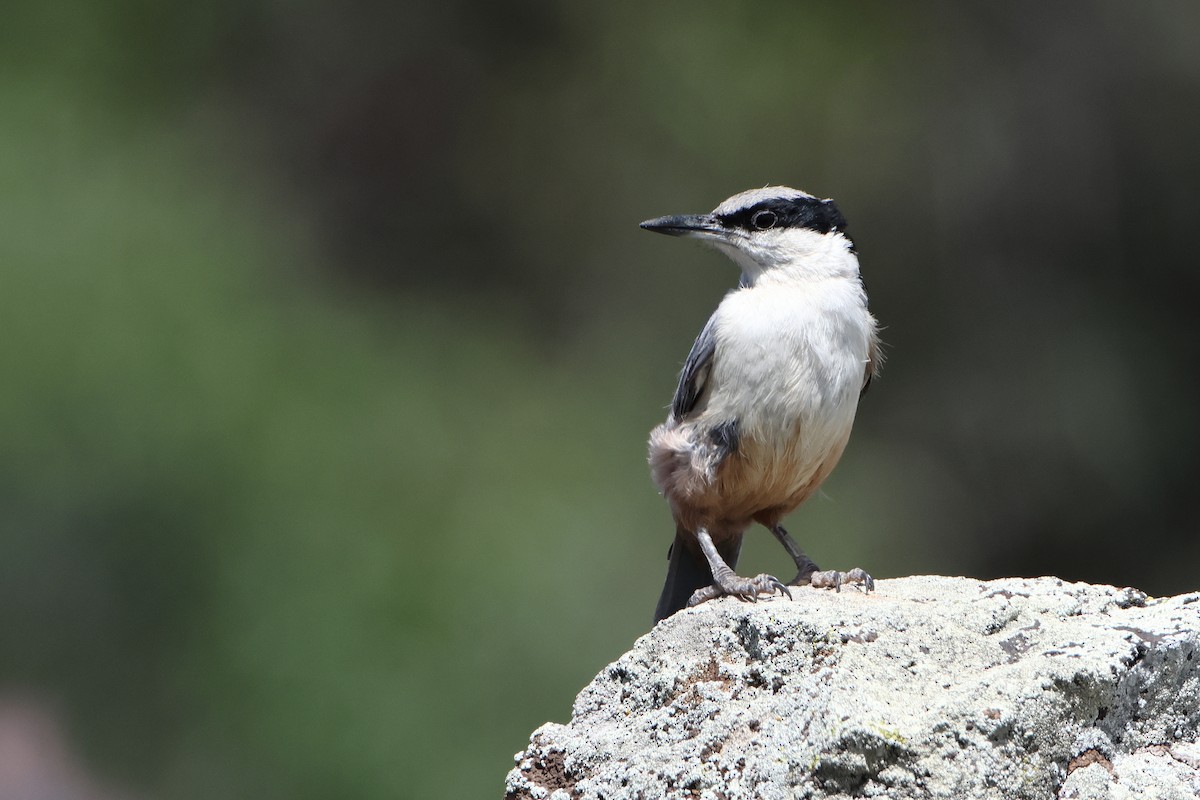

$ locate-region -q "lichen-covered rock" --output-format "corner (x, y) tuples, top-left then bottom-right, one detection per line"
(505, 576), (1200, 800)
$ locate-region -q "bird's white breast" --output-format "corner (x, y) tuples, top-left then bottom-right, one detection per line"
(705, 277), (872, 471)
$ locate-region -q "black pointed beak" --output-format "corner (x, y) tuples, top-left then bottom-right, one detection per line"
(638, 213), (724, 238)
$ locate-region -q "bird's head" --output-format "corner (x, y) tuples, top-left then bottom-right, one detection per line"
(640, 186), (855, 284)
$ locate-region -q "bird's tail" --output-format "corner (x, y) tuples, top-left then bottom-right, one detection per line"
(653, 528), (741, 624)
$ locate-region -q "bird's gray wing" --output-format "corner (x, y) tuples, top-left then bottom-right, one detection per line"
(670, 312), (719, 420)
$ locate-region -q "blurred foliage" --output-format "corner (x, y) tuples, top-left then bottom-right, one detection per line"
(2, 1), (1199, 798)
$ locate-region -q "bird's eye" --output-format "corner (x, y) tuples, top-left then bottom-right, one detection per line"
(751, 210), (777, 230)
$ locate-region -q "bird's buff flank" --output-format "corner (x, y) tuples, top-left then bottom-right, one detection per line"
(640, 186), (880, 624)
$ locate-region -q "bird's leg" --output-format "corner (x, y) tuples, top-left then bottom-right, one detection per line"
(767, 523), (822, 585)
(770, 524), (874, 593)
(687, 528), (791, 608)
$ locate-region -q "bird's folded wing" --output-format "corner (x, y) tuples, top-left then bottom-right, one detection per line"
(671, 311), (719, 421)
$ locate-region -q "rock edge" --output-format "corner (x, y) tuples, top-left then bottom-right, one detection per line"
(506, 575), (1200, 800)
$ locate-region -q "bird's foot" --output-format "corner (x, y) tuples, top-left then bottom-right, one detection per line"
(687, 571), (791, 608)
(799, 567), (874, 593)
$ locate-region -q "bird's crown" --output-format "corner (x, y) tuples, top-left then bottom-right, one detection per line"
(711, 186), (847, 236)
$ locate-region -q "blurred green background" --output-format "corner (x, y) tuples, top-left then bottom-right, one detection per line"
(2, 1), (1199, 797)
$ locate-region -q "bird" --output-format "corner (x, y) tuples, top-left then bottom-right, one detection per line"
(640, 186), (880, 624)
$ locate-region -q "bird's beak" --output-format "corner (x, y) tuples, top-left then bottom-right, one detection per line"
(639, 213), (726, 239)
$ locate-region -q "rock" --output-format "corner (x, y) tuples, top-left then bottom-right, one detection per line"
(505, 576), (1200, 800)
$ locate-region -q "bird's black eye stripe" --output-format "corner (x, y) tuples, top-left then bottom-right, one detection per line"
(718, 196), (847, 234)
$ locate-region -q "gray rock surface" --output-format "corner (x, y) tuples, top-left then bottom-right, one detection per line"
(506, 576), (1200, 799)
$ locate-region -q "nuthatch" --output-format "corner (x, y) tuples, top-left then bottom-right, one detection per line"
(640, 186), (880, 624)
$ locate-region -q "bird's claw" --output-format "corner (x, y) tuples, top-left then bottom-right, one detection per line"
(687, 572), (792, 608)
(807, 567), (874, 593)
